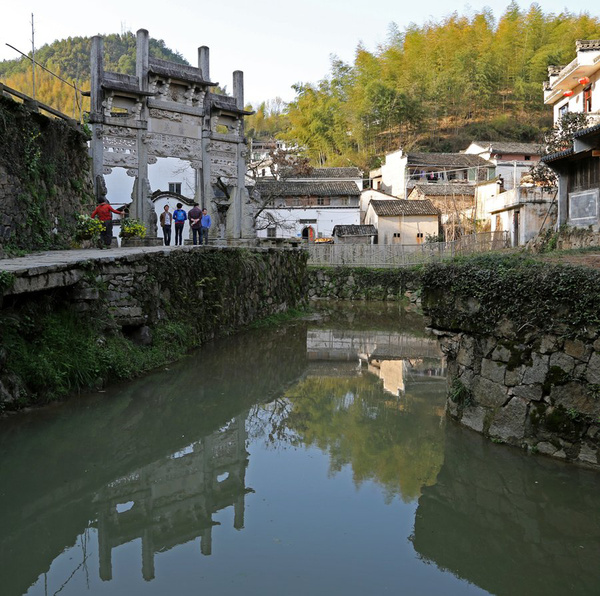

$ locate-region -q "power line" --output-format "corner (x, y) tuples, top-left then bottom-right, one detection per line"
(5, 43), (83, 94)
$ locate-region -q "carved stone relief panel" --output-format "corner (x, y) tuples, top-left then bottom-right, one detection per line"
(147, 133), (203, 161)
(208, 140), (238, 183)
(102, 126), (138, 169)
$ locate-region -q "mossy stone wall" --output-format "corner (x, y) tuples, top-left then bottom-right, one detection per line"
(0, 247), (307, 408)
(0, 94), (94, 254)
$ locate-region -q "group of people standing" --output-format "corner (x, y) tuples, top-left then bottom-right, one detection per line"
(159, 203), (212, 246)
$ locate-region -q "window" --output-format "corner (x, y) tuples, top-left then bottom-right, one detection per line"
(524, 155), (531, 161)
(559, 103), (569, 118)
(416, 232), (424, 244)
(584, 86), (592, 113)
(317, 198), (325, 206)
(393, 233), (401, 237)
(299, 219), (317, 224)
(267, 227), (276, 238)
(169, 182), (182, 194)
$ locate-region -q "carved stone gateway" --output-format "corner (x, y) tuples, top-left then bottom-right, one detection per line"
(90, 29), (255, 242)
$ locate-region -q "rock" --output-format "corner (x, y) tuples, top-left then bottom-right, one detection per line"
(522, 353), (549, 385)
(489, 397), (527, 442)
(461, 405), (487, 432)
(481, 358), (506, 384)
(564, 339), (591, 362)
(549, 352), (576, 374)
(578, 443), (598, 465)
(511, 384), (543, 402)
(491, 344), (511, 362)
(585, 352), (600, 384)
(536, 441), (558, 456)
(472, 376), (508, 409)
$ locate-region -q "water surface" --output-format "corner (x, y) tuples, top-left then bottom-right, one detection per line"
(1, 303), (599, 595)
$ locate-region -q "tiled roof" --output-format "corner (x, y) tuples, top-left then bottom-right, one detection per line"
(474, 141), (543, 155)
(370, 199), (439, 217)
(576, 40), (600, 51)
(411, 184), (475, 197)
(255, 180), (361, 197)
(333, 225), (377, 237)
(283, 167), (362, 179)
(407, 153), (494, 168)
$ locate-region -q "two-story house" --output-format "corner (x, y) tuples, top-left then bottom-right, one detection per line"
(255, 167), (362, 240)
(542, 40), (600, 228)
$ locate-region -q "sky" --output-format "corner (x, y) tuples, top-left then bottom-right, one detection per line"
(0, 0), (597, 106)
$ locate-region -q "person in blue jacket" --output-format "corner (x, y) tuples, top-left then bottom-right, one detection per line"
(200, 208), (212, 245)
(173, 203), (187, 246)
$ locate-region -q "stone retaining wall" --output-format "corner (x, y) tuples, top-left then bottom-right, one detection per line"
(0, 247), (307, 407)
(307, 266), (421, 303)
(421, 256), (600, 468)
(0, 94), (94, 255)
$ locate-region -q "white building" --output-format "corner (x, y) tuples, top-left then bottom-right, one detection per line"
(364, 199), (440, 246)
(370, 149), (495, 198)
(463, 141), (542, 190)
(544, 40), (600, 125)
(255, 168), (362, 240)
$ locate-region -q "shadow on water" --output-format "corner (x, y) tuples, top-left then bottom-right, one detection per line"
(412, 422), (600, 596)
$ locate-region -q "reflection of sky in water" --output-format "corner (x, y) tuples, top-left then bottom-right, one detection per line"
(2, 302), (599, 596)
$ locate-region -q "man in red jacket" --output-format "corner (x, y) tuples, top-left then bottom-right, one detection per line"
(91, 199), (125, 248)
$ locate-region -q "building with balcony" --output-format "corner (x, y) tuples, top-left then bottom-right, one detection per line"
(543, 40), (600, 125)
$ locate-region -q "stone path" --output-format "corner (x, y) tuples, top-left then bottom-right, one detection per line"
(0, 246), (207, 275)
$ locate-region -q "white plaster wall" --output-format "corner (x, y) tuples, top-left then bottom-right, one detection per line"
(380, 150), (407, 198)
(359, 189), (397, 223)
(364, 209), (438, 245)
(552, 70), (600, 124)
(256, 207), (360, 239)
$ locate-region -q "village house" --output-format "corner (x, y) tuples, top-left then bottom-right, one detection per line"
(363, 199), (440, 246)
(463, 141), (543, 190)
(406, 183), (477, 240)
(370, 149), (495, 198)
(332, 224), (377, 244)
(542, 40), (600, 228)
(541, 124), (600, 228)
(543, 40), (600, 125)
(254, 167), (362, 240)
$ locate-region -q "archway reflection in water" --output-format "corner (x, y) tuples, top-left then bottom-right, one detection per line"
(0, 303), (599, 595)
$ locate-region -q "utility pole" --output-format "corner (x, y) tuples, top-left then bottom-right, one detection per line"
(31, 13), (35, 100)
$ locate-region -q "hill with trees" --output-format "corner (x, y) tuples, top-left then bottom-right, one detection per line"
(0, 32), (189, 118)
(248, 2), (600, 170)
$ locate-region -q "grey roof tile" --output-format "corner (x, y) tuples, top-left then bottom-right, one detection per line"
(370, 199), (439, 217)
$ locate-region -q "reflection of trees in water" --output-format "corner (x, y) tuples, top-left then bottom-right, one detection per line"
(256, 374), (447, 503)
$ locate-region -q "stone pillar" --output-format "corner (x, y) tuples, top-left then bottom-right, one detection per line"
(230, 71), (246, 240)
(199, 46), (210, 81)
(90, 36), (105, 200)
(134, 29), (155, 236)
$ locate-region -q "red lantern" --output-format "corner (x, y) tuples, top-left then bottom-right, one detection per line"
(563, 89), (574, 97)
(579, 76), (590, 86)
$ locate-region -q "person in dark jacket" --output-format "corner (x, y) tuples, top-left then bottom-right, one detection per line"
(188, 202), (202, 245)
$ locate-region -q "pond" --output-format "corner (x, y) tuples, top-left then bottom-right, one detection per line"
(1, 303), (599, 595)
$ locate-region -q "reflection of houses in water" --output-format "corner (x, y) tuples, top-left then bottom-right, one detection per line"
(93, 416), (249, 581)
(306, 329), (446, 395)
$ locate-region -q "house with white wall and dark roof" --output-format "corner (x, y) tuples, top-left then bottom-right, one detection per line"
(364, 199), (440, 246)
(254, 167), (362, 240)
(541, 40), (600, 230)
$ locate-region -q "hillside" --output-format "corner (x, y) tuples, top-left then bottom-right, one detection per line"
(262, 3), (600, 169)
(0, 32), (189, 118)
